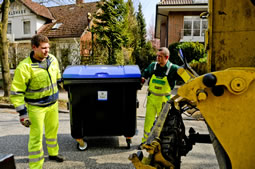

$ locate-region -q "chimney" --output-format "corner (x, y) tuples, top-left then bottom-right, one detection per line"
(76, 0), (84, 4)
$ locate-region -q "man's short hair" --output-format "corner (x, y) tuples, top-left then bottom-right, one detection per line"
(31, 34), (49, 47)
(158, 47), (170, 57)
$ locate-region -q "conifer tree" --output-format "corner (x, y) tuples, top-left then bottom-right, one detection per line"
(136, 2), (146, 48)
(92, 0), (128, 64)
(125, 0), (138, 48)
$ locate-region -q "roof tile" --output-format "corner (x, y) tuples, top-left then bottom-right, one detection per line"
(160, 0), (193, 5)
(20, 0), (54, 20)
(38, 2), (98, 38)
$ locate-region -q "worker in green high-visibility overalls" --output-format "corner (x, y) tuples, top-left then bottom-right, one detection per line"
(10, 34), (64, 169)
(140, 47), (180, 145)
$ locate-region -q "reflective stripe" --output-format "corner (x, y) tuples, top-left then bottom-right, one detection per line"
(144, 130), (150, 136)
(165, 63), (172, 76)
(46, 138), (57, 142)
(148, 89), (171, 96)
(49, 56), (53, 62)
(151, 79), (166, 85)
(153, 62), (157, 70)
(29, 148), (43, 156)
(26, 83), (57, 93)
(153, 62), (172, 76)
(16, 104), (26, 111)
(11, 91), (25, 95)
(27, 101), (56, 107)
(29, 154), (44, 163)
(46, 143), (57, 148)
(25, 91), (58, 107)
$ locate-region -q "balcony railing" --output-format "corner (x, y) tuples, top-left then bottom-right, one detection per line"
(180, 29), (205, 42)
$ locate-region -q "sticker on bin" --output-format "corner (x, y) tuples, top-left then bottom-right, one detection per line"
(98, 91), (108, 101)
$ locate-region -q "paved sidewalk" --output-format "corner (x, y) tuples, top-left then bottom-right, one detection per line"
(0, 84), (178, 118)
(0, 87), (219, 169)
(0, 86), (148, 117)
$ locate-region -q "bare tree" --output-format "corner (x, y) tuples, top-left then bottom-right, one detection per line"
(0, 0), (11, 97)
(147, 17), (155, 41)
(34, 0), (98, 6)
(0, 0), (71, 98)
(0, 0), (98, 97)
(147, 16), (160, 49)
(35, 0), (74, 6)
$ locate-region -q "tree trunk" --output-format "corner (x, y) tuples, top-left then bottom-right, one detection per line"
(0, 0), (11, 97)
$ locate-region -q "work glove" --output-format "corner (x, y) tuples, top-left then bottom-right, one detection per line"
(141, 77), (146, 85)
(19, 114), (31, 127)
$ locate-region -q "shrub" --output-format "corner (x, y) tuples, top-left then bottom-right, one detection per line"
(168, 42), (206, 66)
(168, 42), (181, 65)
(133, 41), (157, 71)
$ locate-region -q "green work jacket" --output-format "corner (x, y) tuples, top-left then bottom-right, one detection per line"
(10, 52), (61, 115)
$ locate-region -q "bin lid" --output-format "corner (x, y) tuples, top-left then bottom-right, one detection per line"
(63, 65), (141, 79)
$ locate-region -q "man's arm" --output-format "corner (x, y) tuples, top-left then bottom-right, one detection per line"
(55, 56), (62, 88)
(10, 64), (31, 127)
(141, 62), (156, 85)
(142, 62), (156, 79)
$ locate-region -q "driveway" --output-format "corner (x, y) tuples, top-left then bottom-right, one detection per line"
(0, 86), (219, 169)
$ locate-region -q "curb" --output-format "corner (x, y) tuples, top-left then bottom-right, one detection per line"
(0, 103), (14, 109)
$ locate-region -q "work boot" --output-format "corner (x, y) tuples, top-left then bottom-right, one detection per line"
(49, 154), (65, 162)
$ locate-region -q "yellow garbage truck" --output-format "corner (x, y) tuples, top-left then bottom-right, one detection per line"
(129, 0), (255, 169)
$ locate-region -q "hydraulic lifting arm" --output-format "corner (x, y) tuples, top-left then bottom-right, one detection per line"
(178, 67), (255, 169)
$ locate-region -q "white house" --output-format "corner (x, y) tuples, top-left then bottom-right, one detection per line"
(0, 0), (99, 68)
(6, 0), (54, 42)
(155, 0), (208, 47)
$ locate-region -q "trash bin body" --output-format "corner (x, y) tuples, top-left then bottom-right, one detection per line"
(63, 65), (141, 139)
(0, 153), (16, 169)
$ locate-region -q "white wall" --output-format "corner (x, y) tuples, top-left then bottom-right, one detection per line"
(7, 1), (47, 40)
(36, 16), (46, 31)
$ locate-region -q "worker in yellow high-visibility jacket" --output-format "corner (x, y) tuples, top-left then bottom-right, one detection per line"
(140, 47), (180, 145)
(10, 34), (64, 169)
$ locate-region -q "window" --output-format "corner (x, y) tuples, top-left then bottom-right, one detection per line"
(52, 23), (62, 30)
(184, 20), (192, 36)
(193, 20), (200, 36)
(183, 16), (208, 37)
(7, 23), (12, 34)
(23, 21), (31, 34)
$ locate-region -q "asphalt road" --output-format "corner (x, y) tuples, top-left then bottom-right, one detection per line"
(0, 86), (219, 169)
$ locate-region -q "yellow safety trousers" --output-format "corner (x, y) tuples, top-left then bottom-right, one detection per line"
(142, 74), (171, 143)
(28, 102), (59, 169)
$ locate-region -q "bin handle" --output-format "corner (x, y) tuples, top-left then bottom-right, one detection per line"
(95, 72), (109, 78)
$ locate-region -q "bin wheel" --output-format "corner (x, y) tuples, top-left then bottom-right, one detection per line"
(76, 139), (88, 151)
(126, 138), (132, 149)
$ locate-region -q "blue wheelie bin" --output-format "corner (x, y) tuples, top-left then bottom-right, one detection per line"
(63, 65), (141, 150)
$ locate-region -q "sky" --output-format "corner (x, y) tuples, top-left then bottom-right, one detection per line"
(132, 0), (160, 30)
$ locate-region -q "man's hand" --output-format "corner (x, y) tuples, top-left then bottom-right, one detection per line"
(141, 77), (146, 85)
(20, 114), (31, 127)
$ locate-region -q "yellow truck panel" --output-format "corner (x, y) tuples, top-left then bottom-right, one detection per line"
(130, 1), (255, 169)
(207, 0), (255, 71)
(178, 68), (255, 169)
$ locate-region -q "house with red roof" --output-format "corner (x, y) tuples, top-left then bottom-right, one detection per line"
(3, 0), (98, 67)
(155, 0), (208, 47)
